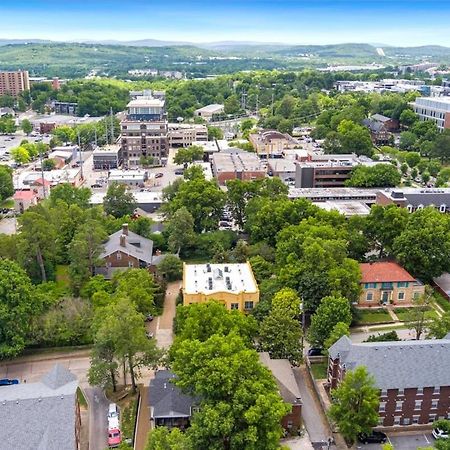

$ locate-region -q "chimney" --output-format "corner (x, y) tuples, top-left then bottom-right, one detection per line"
(122, 223), (129, 235)
(120, 234), (126, 247)
(155, 249), (162, 256)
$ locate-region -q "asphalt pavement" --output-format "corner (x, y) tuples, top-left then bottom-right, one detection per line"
(84, 387), (109, 450)
(360, 431), (434, 450)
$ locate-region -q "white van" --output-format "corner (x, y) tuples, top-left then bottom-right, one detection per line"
(108, 403), (119, 419)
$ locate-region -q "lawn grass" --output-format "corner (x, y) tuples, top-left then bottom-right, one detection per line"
(393, 307), (438, 322)
(310, 363), (328, 380)
(55, 265), (70, 290)
(77, 387), (88, 408)
(433, 293), (450, 312)
(1, 198), (14, 209)
(354, 308), (393, 325)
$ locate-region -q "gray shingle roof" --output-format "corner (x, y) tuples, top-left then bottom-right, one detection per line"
(148, 370), (196, 419)
(363, 118), (386, 133)
(329, 335), (450, 390)
(403, 192), (450, 207)
(100, 229), (154, 264)
(371, 114), (391, 123)
(0, 364), (78, 450)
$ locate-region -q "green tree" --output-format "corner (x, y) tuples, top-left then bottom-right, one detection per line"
(427, 311), (450, 339)
(346, 164), (400, 188)
(364, 330), (400, 342)
(172, 333), (289, 450)
(157, 255), (182, 281)
(328, 366), (380, 445)
(404, 151), (421, 168)
(224, 94), (241, 115)
(49, 183), (92, 209)
(336, 119), (373, 156)
(103, 183), (137, 218)
(308, 295), (352, 348)
(0, 165), (14, 201)
(393, 208), (450, 281)
(68, 220), (107, 295)
(173, 145), (204, 165)
(248, 255), (273, 284)
(146, 427), (191, 450)
(21, 118), (33, 135)
(405, 288), (433, 340)
(166, 207), (195, 255)
(432, 131), (450, 163)
(42, 159), (56, 171)
(0, 259), (41, 358)
(52, 125), (76, 143)
(399, 131), (417, 150)
(259, 289), (302, 364)
(324, 322), (350, 351)
(207, 126), (224, 140)
(399, 109), (418, 128)
(10, 146), (30, 164)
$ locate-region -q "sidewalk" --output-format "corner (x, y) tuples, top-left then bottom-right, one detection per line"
(134, 385), (151, 450)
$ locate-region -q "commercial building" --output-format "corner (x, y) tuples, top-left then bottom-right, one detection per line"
(182, 262), (259, 312)
(0, 70), (30, 96)
(92, 144), (122, 170)
(53, 101), (78, 115)
(121, 96), (168, 167)
(194, 104), (224, 122)
(358, 261), (425, 307)
(288, 187), (379, 204)
(314, 200), (371, 216)
(377, 188), (450, 213)
(167, 123), (208, 147)
(90, 191), (163, 213)
(211, 152), (266, 185)
(328, 334), (450, 427)
(249, 130), (299, 158)
(412, 97), (450, 131)
(0, 364), (81, 450)
(267, 159), (296, 182)
(108, 169), (147, 187)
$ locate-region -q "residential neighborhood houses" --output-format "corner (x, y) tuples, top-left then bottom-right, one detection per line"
(2, 63), (450, 450)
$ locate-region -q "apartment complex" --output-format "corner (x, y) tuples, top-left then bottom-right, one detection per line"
(211, 151), (266, 185)
(358, 261), (425, 307)
(182, 262), (260, 312)
(412, 97), (450, 131)
(329, 335), (450, 427)
(377, 188), (450, 213)
(0, 70), (30, 96)
(120, 96), (168, 167)
(167, 123), (208, 147)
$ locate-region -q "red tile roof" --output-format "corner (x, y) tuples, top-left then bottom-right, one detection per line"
(13, 190), (37, 201)
(359, 261), (416, 284)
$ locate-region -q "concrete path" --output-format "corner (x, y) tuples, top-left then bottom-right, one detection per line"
(293, 366), (332, 445)
(155, 281), (181, 349)
(84, 387), (109, 450)
(134, 385), (151, 450)
(386, 306), (400, 322)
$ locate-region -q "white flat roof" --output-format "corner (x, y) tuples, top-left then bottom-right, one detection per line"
(184, 263), (257, 295)
(313, 200), (371, 216)
(127, 98), (165, 108)
(195, 104), (224, 113)
(90, 191), (163, 205)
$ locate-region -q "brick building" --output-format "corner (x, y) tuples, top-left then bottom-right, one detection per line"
(376, 188), (450, 213)
(0, 70), (30, 96)
(328, 335), (450, 427)
(358, 261), (425, 307)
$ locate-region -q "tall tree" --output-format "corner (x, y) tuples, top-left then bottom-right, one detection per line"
(103, 183), (137, 218)
(21, 118), (33, 135)
(0, 165), (14, 201)
(405, 287), (433, 340)
(49, 183), (92, 209)
(146, 427), (191, 450)
(166, 207), (196, 255)
(173, 145), (204, 165)
(329, 366), (380, 445)
(427, 311), (450, 339)
(0, 259), (41, 358)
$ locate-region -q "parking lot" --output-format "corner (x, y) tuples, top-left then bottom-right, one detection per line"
(0, 132), (51, 163)
(360, 432), (434, 450)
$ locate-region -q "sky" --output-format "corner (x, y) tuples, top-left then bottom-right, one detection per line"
(1, 0), (450, 47)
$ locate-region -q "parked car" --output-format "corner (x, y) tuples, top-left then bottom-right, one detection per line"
(108, 416), (119, 430)
(358, 431), (387, 444)
(145, 314), (154, 322)
(174, 169), (184, 175)
(91, 184), (102, 188)
(433, 427), (449, 440)
(307, 348), (323, 357)
(108, 403), (119, 420)
(155, 172), (164, 178)
(0, 379), (19, 386)
(219, 221), (232, 227)
(108, 428), (121, 448)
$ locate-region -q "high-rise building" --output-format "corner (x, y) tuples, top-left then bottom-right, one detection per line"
(120, 96), (168, 167)
(0, 70), (30, 96)
(412, 97), (450, 131)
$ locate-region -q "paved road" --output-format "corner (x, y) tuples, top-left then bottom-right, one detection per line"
(84, 387), (109, 450)
(293, 366), (333, 446)
(361, 431), (434, 449)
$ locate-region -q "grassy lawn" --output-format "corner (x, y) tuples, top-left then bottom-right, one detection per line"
(55, 265), (70, 290)
(310, 363), (328, 380)
(366, 324), (408, 332)
(433, 294), (450, 312)
(77, 387), (88, 408)
(0, 198), (14, 209)
(394, 307), (439, 321)
(354, 308), (393, 325)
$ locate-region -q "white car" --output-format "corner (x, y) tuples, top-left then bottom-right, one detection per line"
(432, 428), (449, 440)
(108, 416), (119, 431)
(108, 403), (119, 420)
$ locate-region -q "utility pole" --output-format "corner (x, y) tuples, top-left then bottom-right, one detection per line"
(110, 107), (114, 144)
(39, 148), (46, 199)
(271, 91), (275, 116)
(77, 130), (84, 181)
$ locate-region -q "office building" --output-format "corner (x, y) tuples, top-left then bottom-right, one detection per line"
(211, 152), (266, 185)
(167, 123), (208, 147)
(121, 96), (168, 167)
(182, 262), (259, 312)
(377, 188), (450, 213)
(0, 70), (30, 96)
(93, 144), (122, 170)
(412, 97), (450, 131)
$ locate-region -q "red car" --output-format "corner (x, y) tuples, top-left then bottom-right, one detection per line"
(108, 428), (121, 448)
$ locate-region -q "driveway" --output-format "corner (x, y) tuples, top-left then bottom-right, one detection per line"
(84, 387), (109, 450)
(361, 431), (434, 449)
(293, 366), (334, 447)
(154, 280), (181, 349)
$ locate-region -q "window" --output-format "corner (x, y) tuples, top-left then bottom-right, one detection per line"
(398, 388), (404, 396)
(380, 389), (387, 397)
(417, 387), (423, 395)
(117, 252), (122, 260)
(403, 418), (411, 425)
(379, 402), (386, 412)
(413, 416), (420, 424)
(397, 282), (409, 288)
(413, 291), (421, 300)
(230, 303), (239, 310)
(128, 261), (134, 268)
(382, 282), (393, 289)
(432, 400), (439, 409)
(396, 401), (403, 411)
(366, 292), (374, 301)
(398, 292), (405, 301)
(394, 416), (401, 425)
(287, 420), (293, 429)
(415, 400), (422, 410)
(364, 282), (377, 289)
(433, 387), (440, 395)
(244, 301), (254, 310)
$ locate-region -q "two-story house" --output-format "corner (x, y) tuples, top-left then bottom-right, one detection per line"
(328, 335), (450, 427)
(358, 261), (425, 307)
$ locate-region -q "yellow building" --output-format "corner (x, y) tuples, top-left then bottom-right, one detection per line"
(182, 262), (259, 312)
